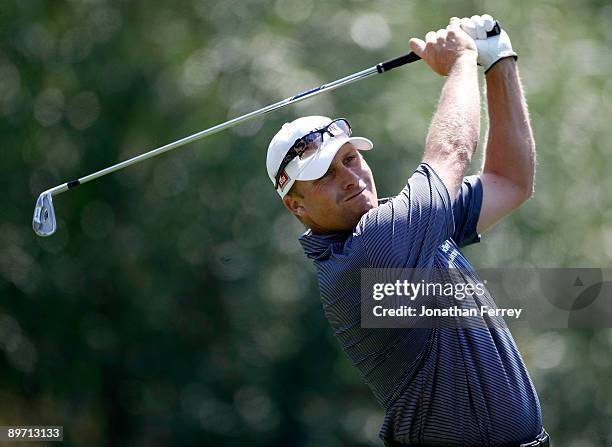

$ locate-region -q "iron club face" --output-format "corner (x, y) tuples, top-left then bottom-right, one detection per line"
(32, 192), (57, 237)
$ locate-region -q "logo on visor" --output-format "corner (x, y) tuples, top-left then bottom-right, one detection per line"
(278, 170), (291, 190)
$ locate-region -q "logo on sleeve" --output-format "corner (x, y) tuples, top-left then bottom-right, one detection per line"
(440, 240), (459, 263)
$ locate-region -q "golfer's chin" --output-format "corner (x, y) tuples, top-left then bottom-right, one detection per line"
(344, 195), (377, 227)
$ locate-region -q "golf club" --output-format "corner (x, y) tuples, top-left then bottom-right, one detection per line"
(32, 22), (500, 237)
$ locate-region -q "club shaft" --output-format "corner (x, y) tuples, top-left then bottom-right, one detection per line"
(44, 50), (425, 197)
(56, 66), (379, 195)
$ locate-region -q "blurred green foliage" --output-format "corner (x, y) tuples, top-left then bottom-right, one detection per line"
(1, 0), (611, 445)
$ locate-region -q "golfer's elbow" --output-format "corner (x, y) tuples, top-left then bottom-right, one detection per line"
(520, 142), (537, 202)
(524, 176), (535, 201)
(509, 168), (535, 207)
(518, 182), (534, 207)
(515, 166), (536, 206)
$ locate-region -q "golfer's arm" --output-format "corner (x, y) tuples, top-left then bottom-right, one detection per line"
(477, 58), (536, 233)
(422, 53), (480, 201)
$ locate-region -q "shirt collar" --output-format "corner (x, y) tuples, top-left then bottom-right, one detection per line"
(298, 229), (350, 260)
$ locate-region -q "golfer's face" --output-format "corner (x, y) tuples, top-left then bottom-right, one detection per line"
(295, 143), (378, 233)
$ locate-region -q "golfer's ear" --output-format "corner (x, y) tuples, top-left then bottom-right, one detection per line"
(283, 194), (305, 217)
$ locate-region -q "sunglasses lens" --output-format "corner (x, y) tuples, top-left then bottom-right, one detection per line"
(329, 119), (351, 137)
(298, 133), (324, 159)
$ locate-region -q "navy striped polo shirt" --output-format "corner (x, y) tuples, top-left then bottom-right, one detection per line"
(299, 163), (542, 446)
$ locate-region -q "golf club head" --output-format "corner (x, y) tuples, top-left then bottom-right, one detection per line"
(32, 192), (57, 237)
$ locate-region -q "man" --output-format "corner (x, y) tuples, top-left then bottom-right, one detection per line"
(266, 15), (548, 447)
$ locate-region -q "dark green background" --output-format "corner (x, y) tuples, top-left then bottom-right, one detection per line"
(1, 0), (611, 445)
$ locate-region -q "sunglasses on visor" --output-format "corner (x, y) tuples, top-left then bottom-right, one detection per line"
(274, 118), (352, 190)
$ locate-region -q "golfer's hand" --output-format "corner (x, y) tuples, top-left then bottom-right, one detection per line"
(459, 14), (517, 73)
(409, 18), (477, 76)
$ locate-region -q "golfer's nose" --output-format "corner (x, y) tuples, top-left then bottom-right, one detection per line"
(340, 165), (360, 190)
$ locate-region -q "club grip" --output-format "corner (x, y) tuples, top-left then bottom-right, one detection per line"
(376, 52), (421, 73)
(376, 21), (502, 73)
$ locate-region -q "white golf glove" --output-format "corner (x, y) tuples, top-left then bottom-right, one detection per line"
(460, 14), (517, 72)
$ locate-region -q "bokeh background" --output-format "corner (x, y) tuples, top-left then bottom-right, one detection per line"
(1, 0), (611, 445)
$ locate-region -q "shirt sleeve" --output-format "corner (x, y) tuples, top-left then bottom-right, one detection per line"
(355, 163), (454, 268)
(451, 175), (483, 247)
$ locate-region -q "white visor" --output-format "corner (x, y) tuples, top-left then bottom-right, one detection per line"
(266, 116), (373, 197)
